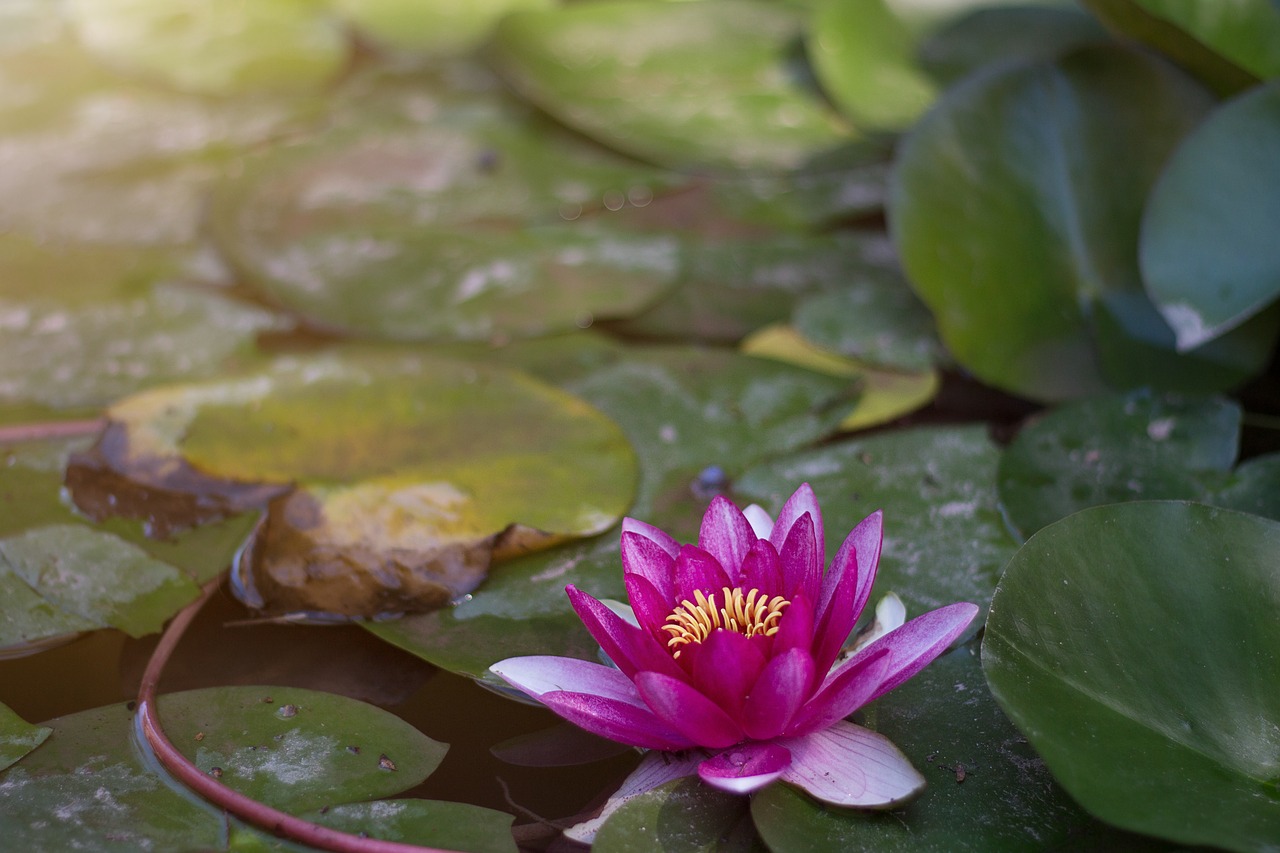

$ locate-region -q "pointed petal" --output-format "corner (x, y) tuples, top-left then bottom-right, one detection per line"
(541, 690), (694, 751)
(741, 647), (815, 740)
(779, 721), (925, 808)
(675, 544), (732, 602)
(622, 516), (680, 558)
(739, 538), (783, 598)
(770, 591), (813, 657)
(624, 572), (674, 643)
(565, 750), (703, 845)
(699, 496), (756, 582)
(567, 586), (683, 680)
(845, 601), (978, 704)
(621, 530), (677, 605)
(635, 671), (745, 749)
(785, 647), (891, 737)
(689, 628), (766, 717)
(743, 504), (775, 540)
(810, 545), (861, 676)
(490, 654), (640, 704)
(779, 513), (821, 603)
(769, 484), (824, 569)
(820, 510), (882, 629)
(698, 742), (792, 795)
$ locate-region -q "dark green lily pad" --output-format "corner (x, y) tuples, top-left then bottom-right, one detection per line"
(890, 45), (1275, 401)
(983, 502), (1280, 851)
(71, 348), (637, 617)
(300, 799), (516, 852)
(751, 644), (1137, 852)
(998, 391), (1280, 539)
(736, 425), (1016, 628)
(0, 701), (49, 773)
(918, 6), (1109, 85)
(1141, 82), (1280, 349)
(66, 0), (348, 96)
(486, 0), (861, 172)
(334, 0), (552, 55)
(594, 778), (760, 853)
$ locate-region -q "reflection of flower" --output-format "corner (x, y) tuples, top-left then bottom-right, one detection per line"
(492, 485), (977, 832)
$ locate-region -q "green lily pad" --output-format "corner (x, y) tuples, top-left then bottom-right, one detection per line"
(0, 701), (49, 773)
(300, 799), (516, 853)
(808, 0), (936, 131)
(70, 348), (637, 616)
(998, 391), (1280, 539)
(335, 0), (553, 55)
(0, 686), (445, 849)
(751, 645), (1130, 852)
(486, 0), (861, 172)
(983, 502), (1280, 851)
(210, 103), (680, 342)
(66, 0), (347, 96)
(1127, 0), (1280, 79)
(1141, 82), (1280, 349)
(736, 425), (1016, 629)
(594, 778), (759, 853)
(890, 45), (1276, 401)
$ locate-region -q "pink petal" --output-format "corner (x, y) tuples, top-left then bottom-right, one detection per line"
(635, 671), (745, 749)
(819, 510), (882, 632)
(779, 513), (821, 603)
(490, 654), (640, 704)
(738, 538), (784, 598)
(810, 544), (861, 676)
(778, 720), (925, 808)
(565, 750), (702, 845)
(699, 496), (756, 582)
(674, 544), (732, 602)
(622, 516), (680, 558)
(698, 742), (792, 795)
(769, 484), (824, 569)
(567, 586), (684, 680)
(845, 601), (979, 704)
(624, 572), (675, 643)
(770, 591), (813, 657)
(785, 647), (891, 738)
(621, 530), (677, 604)
(689, 628), (767, 717)
(741, 647), (815, 740)
(541, 690), (694, 751)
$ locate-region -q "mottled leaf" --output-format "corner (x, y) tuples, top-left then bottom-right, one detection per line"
(0, 701), (49, 773)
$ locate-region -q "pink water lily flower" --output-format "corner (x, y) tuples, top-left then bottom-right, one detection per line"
(491, 484), (977, 830)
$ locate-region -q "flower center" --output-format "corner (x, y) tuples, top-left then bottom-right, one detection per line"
(661, 587), (790, 658)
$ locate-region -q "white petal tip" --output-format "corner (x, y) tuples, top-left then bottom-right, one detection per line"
(743, 504), (775, 540)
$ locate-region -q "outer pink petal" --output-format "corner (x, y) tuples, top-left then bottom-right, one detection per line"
(819, 510), (882, 632)
(778, 720), (925, 808)
(624, 572), (673, 643)
(741, 647), (815, 740)
(541, 690), (694, 751)
(635, 671), (745, 749)
(770, 591), (813, 657)
(565, 750), (702, 845)
(810, 544), (862, 677)
(698, 742), (792, 795)
(674, 544), (732, 602)
(699, 496), (756, 582)
(738, 539), (783, 598)
(844, 601), (979, 704)
(779, 513), (821, 603)
(621, 530), (677, 605)
(785, 647), (891, 738)
(490, 654), (640, 704)
(689, 628), (766, 718)
(768, 484), (824, 565)
(622, 517), (680, 558)
(566, 586), (683, 680)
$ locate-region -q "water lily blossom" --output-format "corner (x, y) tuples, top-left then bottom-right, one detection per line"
(491, 485), (977, 835)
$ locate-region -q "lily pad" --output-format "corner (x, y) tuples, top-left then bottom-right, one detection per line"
(70, 349), (637, 616)
(0, 686), (446, 849)
(300, 799), (517, 853)
(1141, 82), (1280, 349)
(486, 0), (862, 172)
(335, 0), (553, 55)
(594, 778), (759, 853)
(983, 502), (1280, 850)
(1127, 0), (1280, 79)
(890, 45), (1275, 401)
(998, 391), (1280, 539)
(66, 0), (347, 96)
(736, 425), (1016, 629)
(0, 701), (49, 773)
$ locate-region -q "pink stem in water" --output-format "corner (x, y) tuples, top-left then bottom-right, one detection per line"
(136, 578), (461, 853)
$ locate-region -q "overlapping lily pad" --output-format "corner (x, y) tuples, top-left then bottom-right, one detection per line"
(998, 392), (1280, 539)
(486, 0), (864, 172)
(0, 701), (48, 773)
(984, 502), (1280, 850)
(890, 45), (1276, 401)
(69, 348), (637, 617)
(335, 0), (552, 56)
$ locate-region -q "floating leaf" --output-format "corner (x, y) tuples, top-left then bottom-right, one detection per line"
(70, 349), (637, 616)
(66, 0), (347, 96)
(487, 0), (862, 172)
(736, 425), (1016, 629)
(890, 45), (1274, 400)
(998, 391), (1280, 538)
(0, 701), (49, 773)
(593, 778), (758, 853)
(1128, 0), (1280, 79)
(751, 645), (1130, 853)
(1141, 82), (1280, 349)
(984, 502), (1280, 851)
(334, 0), (553, 55)
(300, 799), (517, 853)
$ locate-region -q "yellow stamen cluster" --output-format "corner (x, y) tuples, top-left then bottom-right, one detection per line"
(662, 587), (790, 658)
